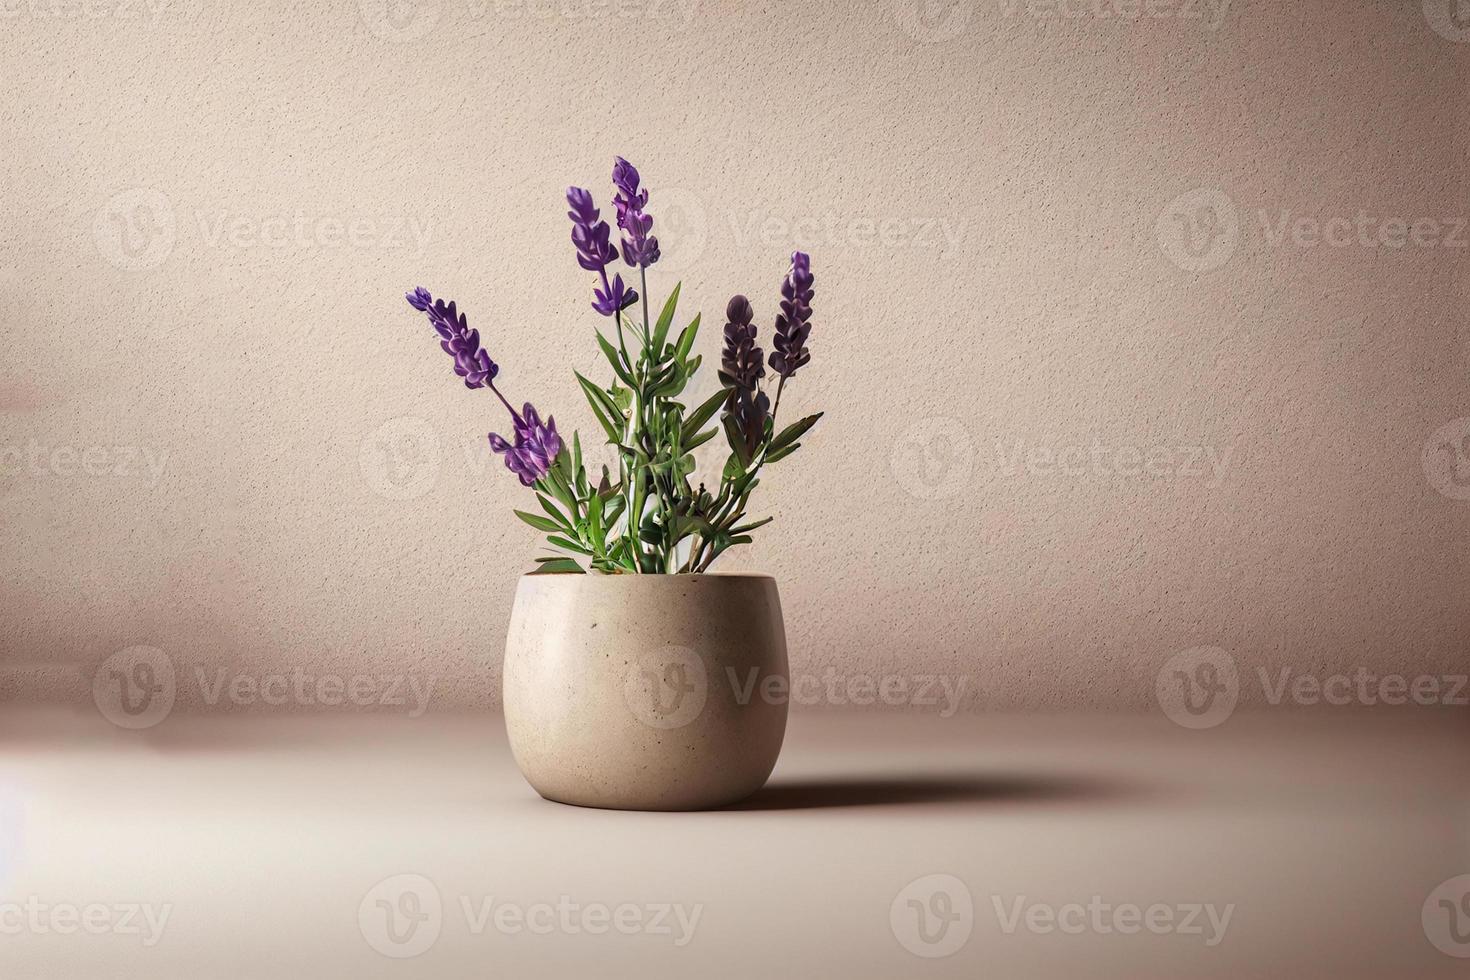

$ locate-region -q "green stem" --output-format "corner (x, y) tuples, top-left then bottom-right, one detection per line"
(624, 388), (643, 574)
(694, 379), (785, 570)
(615, 313), (631, 368)
(639, 266), (652, 353)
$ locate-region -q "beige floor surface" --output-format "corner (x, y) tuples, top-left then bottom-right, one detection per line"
(0, 707), (1466, 978)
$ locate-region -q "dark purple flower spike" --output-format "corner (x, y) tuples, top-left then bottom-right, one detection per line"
(719, 294), (764, 407)
(612, 157), (659, 269)
(567, 187), (638, 317)
(769, 251), (813, 380)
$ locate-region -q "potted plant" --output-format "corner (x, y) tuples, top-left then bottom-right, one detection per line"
(402, 158), (820, 809)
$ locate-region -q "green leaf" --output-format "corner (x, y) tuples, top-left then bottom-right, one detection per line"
(528, 558), (585, 575)
(588, 492), (605, 544)
(648, 361), (677, 389)
(604, 493), (626, 529)
(770, 412), (823, 454)
(514, 510), (563, 534)
(555, 442), (575, 485)
(674, 313), (701, 362)
(732, 516), (774, 534)
(765, 441), (801, 463)
(611, 386), (633, 415)
(677, 515), (719, 536)
(575, 372), (622, 443)
(536, 494), (572, 529)
(651, 283), (680, 354)
(722, 414), (751, 466)
(684, 427), (718, 452)
(638, 518), (664, 545)
(681, 388), (727, 443)
(619, 309), (644, 348)
(651, 372), (687, 399)
(546, 535), (591, 555)
(596, 332), (637, 387)
(577, 372), (619, 415)
(544, 466), (577, 512)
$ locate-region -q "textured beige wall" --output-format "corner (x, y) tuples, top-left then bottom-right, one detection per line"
(1, 1), (1466, 714)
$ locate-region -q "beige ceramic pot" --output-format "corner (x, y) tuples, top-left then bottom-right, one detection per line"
(503, 572), (789, 810)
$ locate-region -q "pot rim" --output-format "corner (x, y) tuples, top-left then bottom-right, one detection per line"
(518, 571), (775, 582)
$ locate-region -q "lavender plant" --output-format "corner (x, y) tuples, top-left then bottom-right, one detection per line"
(403, 157), (821, 574)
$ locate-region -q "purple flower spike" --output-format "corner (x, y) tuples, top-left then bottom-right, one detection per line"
(769, 252), (813, 379)
(490, 403), (563, 487)
(612, 157), (659, 269)
(567, 186), (639, 316)
(567, 188), (618, 272)
(564, 186), (635, 318)
(406, 288), (499, 389)
(593, 272), (637, 317)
